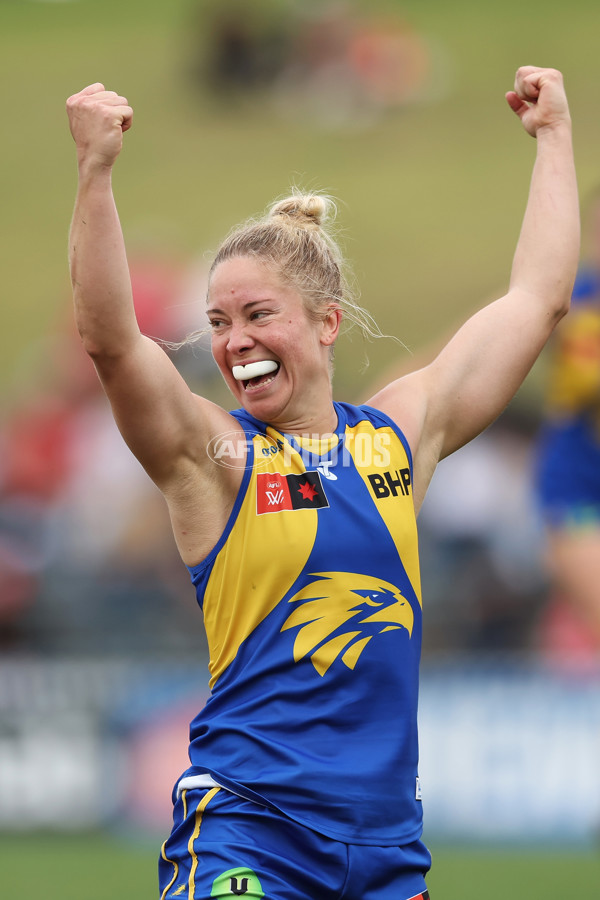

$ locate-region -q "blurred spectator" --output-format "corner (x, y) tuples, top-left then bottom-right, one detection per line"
(189, 0), (292, 101)
(273, 3), (439, 128)
(349, 17), (432, 108)
(0, 334), (98, 648)
(418, 411), (547, 657)
(0, 245), (215, 653)
(532, 187), (600, 664)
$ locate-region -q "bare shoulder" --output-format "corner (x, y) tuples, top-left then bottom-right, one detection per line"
(191, 392), (247, 444)
(173, 391), (251, 486)
(365, 369), (430, 454)
(364, 368), (442, 512)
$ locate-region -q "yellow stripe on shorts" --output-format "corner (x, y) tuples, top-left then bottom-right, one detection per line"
(160, 789), (189, 900)
(188, 787), (221, 898)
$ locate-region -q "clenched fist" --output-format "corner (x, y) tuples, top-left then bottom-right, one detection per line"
(66, 83), (133, 170)
(506, 66), (570, 138)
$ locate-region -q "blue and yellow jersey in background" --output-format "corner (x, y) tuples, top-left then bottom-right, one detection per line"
(544, 270), (600, 418)
(535, 268), (600, 524)
(183, 401), (424, 846)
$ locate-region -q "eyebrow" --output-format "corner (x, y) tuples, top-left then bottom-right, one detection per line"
(206, 299), (276, 316)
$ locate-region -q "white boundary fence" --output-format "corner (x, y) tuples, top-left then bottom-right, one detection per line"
(1, 658), (599, 844)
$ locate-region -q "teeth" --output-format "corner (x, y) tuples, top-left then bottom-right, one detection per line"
(232, 360), (278, 381)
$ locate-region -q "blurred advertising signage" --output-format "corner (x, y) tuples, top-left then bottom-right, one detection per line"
(418, 664), (600, 844)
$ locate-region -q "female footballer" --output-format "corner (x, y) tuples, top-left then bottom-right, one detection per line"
(66, 66), (578, 900)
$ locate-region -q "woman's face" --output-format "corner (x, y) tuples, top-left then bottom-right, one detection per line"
(207, 256), (340, 430)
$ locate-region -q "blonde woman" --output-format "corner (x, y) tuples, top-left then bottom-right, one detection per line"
(66, 66), (578, 900)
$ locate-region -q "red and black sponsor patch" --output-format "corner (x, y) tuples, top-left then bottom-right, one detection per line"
(256, 471), (329, 515)
(407, 892), (429, 900)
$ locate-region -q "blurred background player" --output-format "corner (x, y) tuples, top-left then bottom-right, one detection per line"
(533, 188), (600, 661)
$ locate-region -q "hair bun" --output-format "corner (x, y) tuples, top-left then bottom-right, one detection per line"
(269, 193), (332, 228)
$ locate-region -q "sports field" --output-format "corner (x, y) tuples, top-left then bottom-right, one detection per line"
(2, 2), (600, 897)
(1, 831), (598, 898)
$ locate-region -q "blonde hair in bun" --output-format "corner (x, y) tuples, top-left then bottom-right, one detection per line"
(268, 193), (331, 229)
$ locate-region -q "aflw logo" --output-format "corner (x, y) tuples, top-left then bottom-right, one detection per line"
(281, 572), (413, 676)
(267, 488), (284, 506)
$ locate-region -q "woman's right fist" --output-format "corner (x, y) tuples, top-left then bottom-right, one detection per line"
(66, 83), (133, 169)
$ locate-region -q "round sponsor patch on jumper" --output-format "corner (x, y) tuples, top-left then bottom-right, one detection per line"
(211, 867), (265, 897)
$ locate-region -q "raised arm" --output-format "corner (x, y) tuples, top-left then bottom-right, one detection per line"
(370, 66), (579, 507)
(66, 84), (233, 490)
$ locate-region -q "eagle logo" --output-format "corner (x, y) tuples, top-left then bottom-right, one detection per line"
(281, 572), (413, 676)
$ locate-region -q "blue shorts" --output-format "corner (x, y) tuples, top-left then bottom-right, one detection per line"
(534, 419), (600, 529)
(159, 786), (431, 900)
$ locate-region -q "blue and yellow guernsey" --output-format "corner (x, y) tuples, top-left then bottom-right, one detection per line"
(534, 272), (600, 524)
(184, 401), (424, 845)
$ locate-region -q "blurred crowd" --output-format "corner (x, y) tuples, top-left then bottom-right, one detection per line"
(0, 247), (217, 655)
(187, 0), (449, 128)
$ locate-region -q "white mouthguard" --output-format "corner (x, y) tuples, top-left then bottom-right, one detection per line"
(232, 360), (279, 381)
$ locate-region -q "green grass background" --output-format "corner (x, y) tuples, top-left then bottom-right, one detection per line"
(4, 0), (600, 404)
(0, 832), (598, 899)
(2, 1), (600, 895)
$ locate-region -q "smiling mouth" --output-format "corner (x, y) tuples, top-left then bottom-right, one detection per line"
(232, 360), (280, 391)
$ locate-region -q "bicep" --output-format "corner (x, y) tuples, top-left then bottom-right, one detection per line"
(369, 288), (563, 473)
(425, 289), (562, 457)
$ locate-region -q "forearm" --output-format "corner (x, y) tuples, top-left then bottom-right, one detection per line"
(69, 164), (140, 358)
(509, 122), (579, 314)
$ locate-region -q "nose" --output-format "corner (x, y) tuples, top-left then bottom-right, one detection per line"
(225, 320), (255, 355)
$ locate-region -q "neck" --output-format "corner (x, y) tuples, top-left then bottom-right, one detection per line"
(270, 401), (338, 437)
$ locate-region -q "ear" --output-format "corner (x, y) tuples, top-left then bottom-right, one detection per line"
(320, 303), (343, 346)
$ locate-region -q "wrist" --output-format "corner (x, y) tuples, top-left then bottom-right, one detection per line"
(76, 156), (114, 187)
(535, 118), (572, 141)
